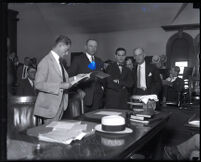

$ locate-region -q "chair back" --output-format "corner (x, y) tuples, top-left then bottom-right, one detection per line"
(8, 96), (36, 133)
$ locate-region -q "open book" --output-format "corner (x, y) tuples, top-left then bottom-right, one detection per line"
(71, 73), (91, 86)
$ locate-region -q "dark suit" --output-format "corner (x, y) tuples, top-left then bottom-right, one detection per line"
(67, 53), (104, 112)
(16, 78), (37, 96)
(132, 61), (162, 96)
(105, 63), (134, 109)
(162, 77), (184, 102)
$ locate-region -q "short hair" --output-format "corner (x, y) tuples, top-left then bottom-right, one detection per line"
(173, 66), (180, 73)
(133, 47), (144, 55)
(86, 39), (97, 45)
(115, 48), (126, 55)
(55, 35), (71, 46)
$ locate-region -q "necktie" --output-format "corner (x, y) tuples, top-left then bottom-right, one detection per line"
(118, 64), (123, 74)
(137, 65), (141, 88)
(91, 56), (95, 62)
(59, 58), (66, 82)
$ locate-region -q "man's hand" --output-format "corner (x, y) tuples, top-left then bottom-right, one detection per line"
(60, 82), (72, 89)
(76, 73), (86, 79)
(77, 89), (86, 98)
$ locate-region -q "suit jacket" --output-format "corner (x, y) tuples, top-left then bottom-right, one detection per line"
(132, 61), (162, 96)
(16, 78), (37, 96)
(33, 52), (71, 118)
(105, 63), (134, 109)
(67, 53), (104, 107)
(162, 77), (184, 101)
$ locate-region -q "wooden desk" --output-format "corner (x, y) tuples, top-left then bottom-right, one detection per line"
(8, 110), (171, 160)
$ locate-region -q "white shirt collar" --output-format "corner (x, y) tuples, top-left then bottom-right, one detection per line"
(86, 52), (94, 62)
(51, 50), (62, 73)
(51, 50), (60, 62)
(138, 61), (145, 68)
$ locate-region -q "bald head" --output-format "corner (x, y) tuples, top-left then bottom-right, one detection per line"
(133, 47), (145, 64)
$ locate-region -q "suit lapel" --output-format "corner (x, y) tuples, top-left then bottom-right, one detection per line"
(145, 62), (150, 86)
(49, 53), (63, 79)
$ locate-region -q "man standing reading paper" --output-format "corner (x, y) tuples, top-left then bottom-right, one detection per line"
(33, 35), (85, 124)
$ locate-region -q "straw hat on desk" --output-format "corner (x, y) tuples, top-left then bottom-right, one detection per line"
(95, 115), (133, 134)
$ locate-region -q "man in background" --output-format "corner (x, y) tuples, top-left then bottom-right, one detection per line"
(132, 47), (162, 96)
(16, 66), (37, 96)
(162, 66), (184, 107)
(67, 39), (104, 113)
(105, 48), (133, 109)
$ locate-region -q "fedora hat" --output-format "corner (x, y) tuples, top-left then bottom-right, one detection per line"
(95, 115), (133, 134)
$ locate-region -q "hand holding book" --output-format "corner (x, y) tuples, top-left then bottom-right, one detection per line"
(71, 73), (91, 86)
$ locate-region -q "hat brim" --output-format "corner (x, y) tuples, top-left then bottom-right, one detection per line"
(95, 124), (133, 134)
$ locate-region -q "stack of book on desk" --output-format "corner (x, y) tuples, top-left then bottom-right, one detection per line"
(130, 111), (160, 124)
(38, 121), (89, 144)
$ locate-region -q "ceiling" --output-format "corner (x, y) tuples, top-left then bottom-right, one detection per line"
(8, 3), (199, 33)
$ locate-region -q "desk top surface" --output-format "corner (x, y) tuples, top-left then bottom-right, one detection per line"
(9, 109), (171, 160)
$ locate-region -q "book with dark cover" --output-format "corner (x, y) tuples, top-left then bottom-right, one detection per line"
(135, 110), (155, 118)
(130, 111), (161, 125)
(90, 71), (110, 79)
(71, 71), (110, 87)
(130, 117), (161, 124)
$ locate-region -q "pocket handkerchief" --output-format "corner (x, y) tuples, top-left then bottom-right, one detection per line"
(148, 72), (152, 77)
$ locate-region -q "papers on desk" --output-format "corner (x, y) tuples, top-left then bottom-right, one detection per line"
(95, 111), (122, 116)
(38, 121), (88, 144)
(131, 95), (158, 104)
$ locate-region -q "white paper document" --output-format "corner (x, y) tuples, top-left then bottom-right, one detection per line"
(46, 121), (81, 131)
(39, 121), (88, 144)
(95, 111), (122, 116)
(71, 73), (91, 86)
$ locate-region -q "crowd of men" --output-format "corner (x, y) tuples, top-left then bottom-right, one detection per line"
(7, 35), (199, 161)
(8, 35), (184, 123)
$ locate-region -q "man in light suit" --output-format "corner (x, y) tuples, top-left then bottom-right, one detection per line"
(33, 35), (83, 124)
(132, 47), (162, 96)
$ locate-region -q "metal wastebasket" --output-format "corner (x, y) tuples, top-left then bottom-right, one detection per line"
(8, 96), (37, 133)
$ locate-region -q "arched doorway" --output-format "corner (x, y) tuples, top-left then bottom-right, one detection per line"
(166, 30), (195, 69)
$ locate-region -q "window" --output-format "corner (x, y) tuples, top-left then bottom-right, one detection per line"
(175, 61), (188, 78)
(175, 61), (189, 89)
